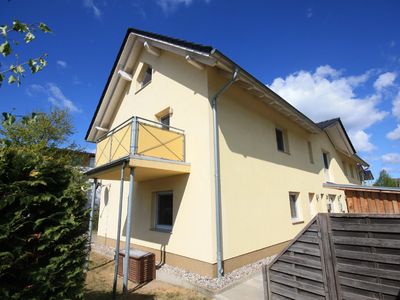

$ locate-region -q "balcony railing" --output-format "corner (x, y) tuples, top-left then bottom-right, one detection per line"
(95, 116), (185, 167)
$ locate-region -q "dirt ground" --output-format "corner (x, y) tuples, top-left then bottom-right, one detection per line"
(85, 251), (209, 300)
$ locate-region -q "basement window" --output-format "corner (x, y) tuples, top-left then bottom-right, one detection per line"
(289, 192), (301, 223)
(155, 191), (173, 231)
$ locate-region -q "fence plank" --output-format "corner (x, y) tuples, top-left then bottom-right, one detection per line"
(333, 236), (400, 248)
(337, 263), (400, 280)
(339, 276), (399, 296)
(279, 253), (322, 269)
(330, 222), (400, 233)
(335, 248), (400, 264)
(270, 263), (323, 282)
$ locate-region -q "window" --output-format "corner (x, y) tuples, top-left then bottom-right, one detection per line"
(342, 160), (348, 176)
(307, 141), (314, 164)
(137, 64), (153, 91)
(322, 152), (330, 169)
(349, 165), (354, 178)
(309, 193), (316, 216)
(160, 114), (170, 129)
(327, 195), (335, 213)
(155, 191), (173, 231)
(289, 193), (301, 221)
(141, 66), (152, 87)
(276, 128), (288, 153)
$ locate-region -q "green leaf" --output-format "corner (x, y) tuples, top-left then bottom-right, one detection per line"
(8, 75), (17, 84)
(0, 41), (11, 57)
(0, 73), (4, 86)
(24, 32), (35, 43)
(0, 25), (7, 38)
(39, 23), (51, 33)
(12, 20), (28, 32)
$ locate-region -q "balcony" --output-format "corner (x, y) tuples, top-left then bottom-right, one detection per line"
(88, 116), (190, 181)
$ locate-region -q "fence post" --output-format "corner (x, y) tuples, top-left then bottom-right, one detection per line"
(318, 214), (339, 300)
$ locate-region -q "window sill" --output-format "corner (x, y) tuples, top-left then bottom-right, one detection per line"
(135, 81), (152, 94)
(151, 227), (172, 234)
(277, 149), (291, 155)
(291, 219), (304, 225)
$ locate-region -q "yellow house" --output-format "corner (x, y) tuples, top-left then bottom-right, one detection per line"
(85, 28), (371, 284)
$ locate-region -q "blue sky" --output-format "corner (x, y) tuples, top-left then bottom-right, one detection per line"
(1, 0), (400, 179)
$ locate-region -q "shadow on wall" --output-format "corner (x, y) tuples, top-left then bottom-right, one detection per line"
(121, 174), (189, 258)
(217, 84), (327, 176)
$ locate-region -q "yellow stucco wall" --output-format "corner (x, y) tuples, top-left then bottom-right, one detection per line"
(96, 48), (363, 268)
(207, 68), (362, 261)
(97, 49), (216, 264)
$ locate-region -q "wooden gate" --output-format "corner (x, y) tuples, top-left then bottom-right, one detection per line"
(263, 214), (400, 299)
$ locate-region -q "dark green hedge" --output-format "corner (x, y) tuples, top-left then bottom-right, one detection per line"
(0, 147), (89, 299)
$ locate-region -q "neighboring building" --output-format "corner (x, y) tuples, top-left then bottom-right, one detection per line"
(85, 28), (370, 278)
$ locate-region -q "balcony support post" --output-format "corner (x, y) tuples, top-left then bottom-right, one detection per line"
(88, 178), (97, 250)
(130, 117), (138, 156)
(123, 167), (135, 297)
(112, 161), (126, 299)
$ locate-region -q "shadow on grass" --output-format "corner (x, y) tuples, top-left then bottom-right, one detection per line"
(88, 259), (114, 271)
(84, 290), (155, 300)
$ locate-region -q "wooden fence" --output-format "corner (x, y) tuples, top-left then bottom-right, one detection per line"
(263, 214), (400, 299)
(345, 190), (400, 214)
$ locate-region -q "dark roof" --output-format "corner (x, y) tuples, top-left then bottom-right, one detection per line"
(316, 118), (341, 129)
(316, 118), (356, 154)
(129, 27), (214, 54)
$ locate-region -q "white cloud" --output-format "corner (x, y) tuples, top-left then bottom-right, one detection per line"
(373, 72), (397, 91)
(268, 65), (388, 152)
(56, 60), (67, 69)
(26, 83), (80, 113)
(156, 0), (208, 13)
(306, 8), (313, 19)
(351, 130), (375, 152)
(382, 153), (400, 164)
(391, 92), (400, 120)
(387, 124), (400, 140)
(83, 0), (102, 18)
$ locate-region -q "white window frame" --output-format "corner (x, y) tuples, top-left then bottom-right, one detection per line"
(275, 127), (289, 154)
(308, 193), (316, 217)
(154, 191), (173, 231)
(289, 192), (302, 223)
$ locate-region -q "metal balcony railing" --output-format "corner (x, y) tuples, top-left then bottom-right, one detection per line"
(95, 116), (185, 167)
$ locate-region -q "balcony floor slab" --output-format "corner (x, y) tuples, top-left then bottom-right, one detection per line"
(85, 156), (190, 182)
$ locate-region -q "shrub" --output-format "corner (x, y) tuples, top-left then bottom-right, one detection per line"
(0, 110), (89, 299)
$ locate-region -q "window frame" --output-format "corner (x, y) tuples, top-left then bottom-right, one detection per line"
(275, 127), (289, 154)
(154, 191), (173, 232)
(136, 64), (153, 93)
(322, 151), (330, 169)
(289, 192), (302, 223)
(349, 165), (355, 178)
(307, 141), (314, 164)
(160, 114), (170, 130)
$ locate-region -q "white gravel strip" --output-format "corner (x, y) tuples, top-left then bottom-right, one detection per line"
(91, 238), (275, 292)
(158, 255), (275, 292)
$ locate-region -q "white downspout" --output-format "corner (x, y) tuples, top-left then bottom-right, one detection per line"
(212, 68), (239, 278)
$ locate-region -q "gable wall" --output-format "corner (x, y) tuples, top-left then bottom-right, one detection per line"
(97, 49), (217, 264)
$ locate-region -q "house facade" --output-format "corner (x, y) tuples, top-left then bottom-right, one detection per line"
(85, 28), (369, 278)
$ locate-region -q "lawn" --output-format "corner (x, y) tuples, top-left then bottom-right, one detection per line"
(85, 252), (209, 300)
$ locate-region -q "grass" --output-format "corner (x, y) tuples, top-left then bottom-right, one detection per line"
(85, 251), (209, 300)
